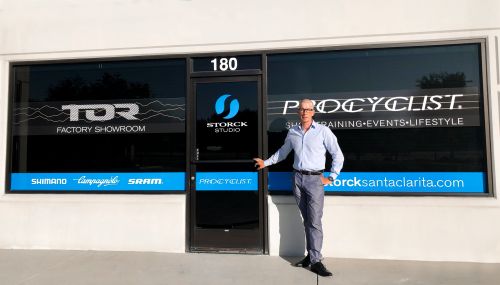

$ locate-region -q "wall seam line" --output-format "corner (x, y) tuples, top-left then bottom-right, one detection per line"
(495, 36), (500, 85)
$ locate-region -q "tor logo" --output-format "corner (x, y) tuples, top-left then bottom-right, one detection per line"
(215, 94), (239, 119)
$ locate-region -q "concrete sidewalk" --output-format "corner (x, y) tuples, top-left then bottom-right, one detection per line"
(0, 250), (499, 285)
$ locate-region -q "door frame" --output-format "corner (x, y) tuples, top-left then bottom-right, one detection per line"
(186, 75), (268, 253)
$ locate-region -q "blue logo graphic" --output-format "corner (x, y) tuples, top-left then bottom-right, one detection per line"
(267, 172), (486, 193)
(11, 172), (185, 191)
(215, 94), (239, 119)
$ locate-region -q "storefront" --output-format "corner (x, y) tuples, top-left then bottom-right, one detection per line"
(1, 0), (500, 263)
(4, 39), (493, 254)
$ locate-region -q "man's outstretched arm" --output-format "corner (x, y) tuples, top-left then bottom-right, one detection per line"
(254, 132), (293, 170)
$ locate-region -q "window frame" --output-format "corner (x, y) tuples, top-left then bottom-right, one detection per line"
(5, 38), (492, 196)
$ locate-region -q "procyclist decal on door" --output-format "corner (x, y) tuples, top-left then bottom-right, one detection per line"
(196, 172), (258, 191)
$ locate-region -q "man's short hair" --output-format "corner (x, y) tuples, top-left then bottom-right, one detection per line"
(299, 98), (315, 107)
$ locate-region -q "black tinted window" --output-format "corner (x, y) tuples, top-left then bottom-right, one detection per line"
(267, 43), (487, 194)
(10, 59), (186, 192)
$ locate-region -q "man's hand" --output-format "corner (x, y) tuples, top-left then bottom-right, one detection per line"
(321, 176), (332, 186)
(253, 158), (265, 170)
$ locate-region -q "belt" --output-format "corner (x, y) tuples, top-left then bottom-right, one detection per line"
(294, 169), (324, 175)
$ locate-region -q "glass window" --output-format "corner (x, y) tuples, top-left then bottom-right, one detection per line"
(10, 59), (186, 192)
(195, 80), (259, 160)
(267, 43), (488, 195)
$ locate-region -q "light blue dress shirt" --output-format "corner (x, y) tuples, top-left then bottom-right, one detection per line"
(264, 121), (344, 179)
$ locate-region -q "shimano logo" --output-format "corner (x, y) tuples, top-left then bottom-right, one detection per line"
(62, 103), (139, 122)
(31, 178), (67, 185)
(215, 94), (239, 119)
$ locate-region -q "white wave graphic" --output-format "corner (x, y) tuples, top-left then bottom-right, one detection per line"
(15, 110), (69, 118)
(14, 105), (64, 115)
(137, 112), (185, 121)
(14, 106), (185, 118)
(137, 100), (185, 108)
(14, 101), (186, 124)
(16, 115), (74, 124)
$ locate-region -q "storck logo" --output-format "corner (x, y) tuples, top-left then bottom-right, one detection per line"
(215, 94), (239, 119)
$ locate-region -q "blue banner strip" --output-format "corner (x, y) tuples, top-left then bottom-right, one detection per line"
(196, 172), (258, 191)
(11, 172), (185, 191)
(11, 171), (486, 193)
(268, 172), (486, 193)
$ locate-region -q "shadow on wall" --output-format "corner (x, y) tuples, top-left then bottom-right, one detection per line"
(270, 195), (306, 257)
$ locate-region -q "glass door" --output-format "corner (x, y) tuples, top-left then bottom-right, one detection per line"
(189, 76), (264, 253)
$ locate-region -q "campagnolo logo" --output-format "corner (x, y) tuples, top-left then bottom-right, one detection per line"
(74, 176), (120, 188)
(207, 94), (248, 133)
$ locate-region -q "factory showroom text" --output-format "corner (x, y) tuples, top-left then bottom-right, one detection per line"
(56, 125), (146, 134)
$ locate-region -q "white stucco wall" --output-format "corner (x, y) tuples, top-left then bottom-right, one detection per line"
(0, 0), (499, 55)
(269, 195), (500, 263)
(1, 0), (500, 262)
(0, 195), (186, 252)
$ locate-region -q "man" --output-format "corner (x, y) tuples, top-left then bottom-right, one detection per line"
(254, 99), (344, 277)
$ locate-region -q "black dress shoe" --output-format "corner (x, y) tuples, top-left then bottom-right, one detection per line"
(294, 254), (311, 267)
(311, 261), (333, 277)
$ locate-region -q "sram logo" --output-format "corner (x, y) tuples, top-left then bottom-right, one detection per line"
(128, 178), (163, 185)
(62, 103), (139, 121)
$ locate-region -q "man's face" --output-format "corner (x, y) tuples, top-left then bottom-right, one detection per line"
(297, 101), (315, 124)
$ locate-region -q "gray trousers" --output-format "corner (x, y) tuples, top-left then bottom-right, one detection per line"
(292, 172), (324, 264)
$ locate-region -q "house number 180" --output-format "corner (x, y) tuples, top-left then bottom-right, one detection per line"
(210, 57), (238, 71)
